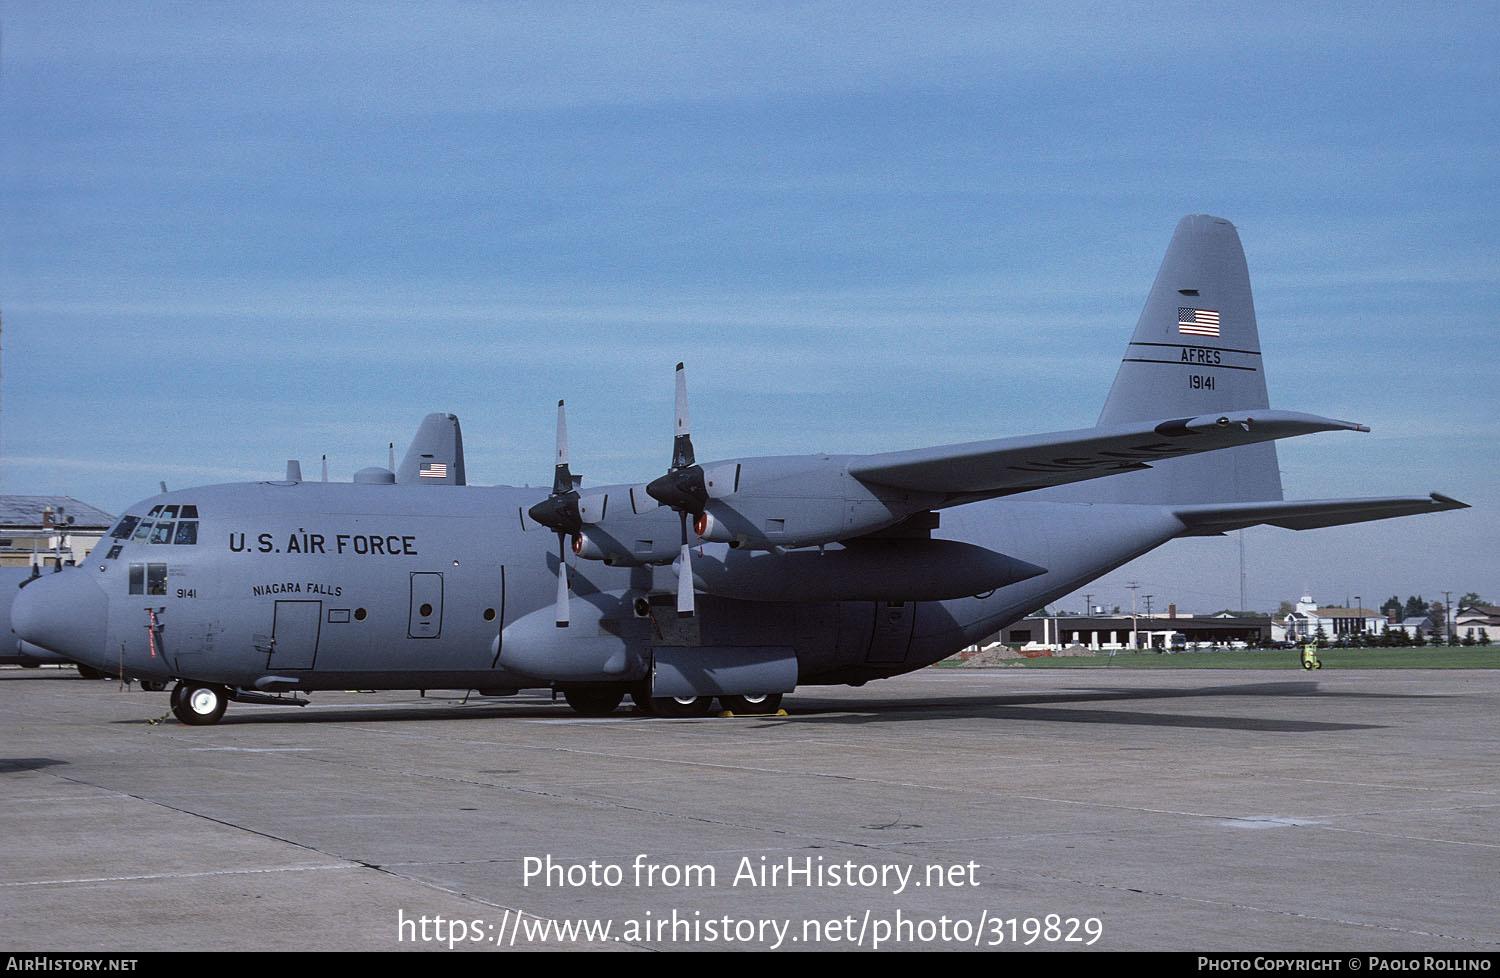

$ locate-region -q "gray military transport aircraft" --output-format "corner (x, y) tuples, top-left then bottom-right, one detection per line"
(9, 216), (1466, 724)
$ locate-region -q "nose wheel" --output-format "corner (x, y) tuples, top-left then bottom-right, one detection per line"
(171, 681), (229, 726)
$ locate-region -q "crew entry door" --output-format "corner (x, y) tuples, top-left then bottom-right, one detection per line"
(268, 600), (322, 670)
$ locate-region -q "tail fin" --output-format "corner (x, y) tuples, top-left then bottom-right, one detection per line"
(397, 413), (467, 485)
(1084, 215), (1282, 504)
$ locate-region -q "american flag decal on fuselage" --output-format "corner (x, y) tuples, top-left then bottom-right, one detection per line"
(1178, 307), (1221, 337)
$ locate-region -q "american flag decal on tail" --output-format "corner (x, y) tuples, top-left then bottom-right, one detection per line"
(419, 462), (448, 478)
(1178, 307), (1221, 337)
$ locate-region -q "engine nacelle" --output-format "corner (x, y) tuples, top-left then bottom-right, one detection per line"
(571, 532), (620, 563)
(692, 510), (738, 544)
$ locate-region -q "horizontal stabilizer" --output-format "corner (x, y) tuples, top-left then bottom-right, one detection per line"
(1173, 493), (1468, 535)
(848, 410), (1367, 498)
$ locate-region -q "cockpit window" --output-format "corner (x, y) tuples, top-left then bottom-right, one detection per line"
(114, 506), (200, 545)
(110, 515), (140, 540)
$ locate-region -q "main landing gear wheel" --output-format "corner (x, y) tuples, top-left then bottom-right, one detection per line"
(172, 682), (229, 726)
(562, 688), (625, 716)
(139, 679), (168, 692)
(648, 695), (715, 718)
(718, 693), (783, 715)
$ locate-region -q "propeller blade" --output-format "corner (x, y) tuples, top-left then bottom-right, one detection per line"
(552, 399), (573, 495)
(555, 535), (570, 627)
(671, 361), (695, 471)
(646, 364), (710, 514)
(677, 513), (695, 618)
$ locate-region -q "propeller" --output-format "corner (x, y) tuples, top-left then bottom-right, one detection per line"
(525, 400), (582, 627)
(645, 363), (709, 618)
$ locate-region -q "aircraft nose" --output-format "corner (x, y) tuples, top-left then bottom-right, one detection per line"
(12, 570), (109, 665)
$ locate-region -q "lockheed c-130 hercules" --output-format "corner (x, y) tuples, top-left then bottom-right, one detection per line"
(10, 216), (1465, 724)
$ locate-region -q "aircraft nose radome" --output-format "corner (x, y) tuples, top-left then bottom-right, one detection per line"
(11, 571), (108, 665)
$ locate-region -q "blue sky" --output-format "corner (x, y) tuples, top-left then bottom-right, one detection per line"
(2, 2), (1495, 615)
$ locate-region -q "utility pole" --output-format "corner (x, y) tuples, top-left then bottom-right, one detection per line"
(1083, 593), (1094, 617)
(1238, 529), (1246, 612)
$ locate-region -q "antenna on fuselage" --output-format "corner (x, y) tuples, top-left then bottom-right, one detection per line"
(322, 455), (328, 482)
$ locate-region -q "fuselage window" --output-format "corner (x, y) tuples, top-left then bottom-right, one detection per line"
(106, 545), (122, 561)
(149, 522), (175, 545)
(148, 506), (163, 518)
(132, 520), (154, 543)
(162, 505), (179, 519)
(174, 521), (198, 545)
(180, 505), (199, 519)
(146, 563), (167, 596)
(128, 563), (144, 595)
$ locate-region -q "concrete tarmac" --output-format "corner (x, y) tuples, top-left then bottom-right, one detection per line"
(1, 665), (1496, 952)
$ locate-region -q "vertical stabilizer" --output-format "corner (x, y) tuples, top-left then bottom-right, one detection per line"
(1084, 215), (1282, 504)
(396, 413), (467, 485)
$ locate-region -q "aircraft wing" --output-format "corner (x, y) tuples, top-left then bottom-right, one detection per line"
(847, 409), (1367, 496)
(1171, 493), (1469, 535)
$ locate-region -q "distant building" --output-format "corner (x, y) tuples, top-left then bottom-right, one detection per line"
(1273, 595), (1386, 643)
(989, 610), (1271, 651)
(0, 495), (115, 568)
(1388, 616), (1436, 641)
(1455, 605), (1499, 644)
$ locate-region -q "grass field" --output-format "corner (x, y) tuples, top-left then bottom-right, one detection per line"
(940, 647), (1500, 670)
